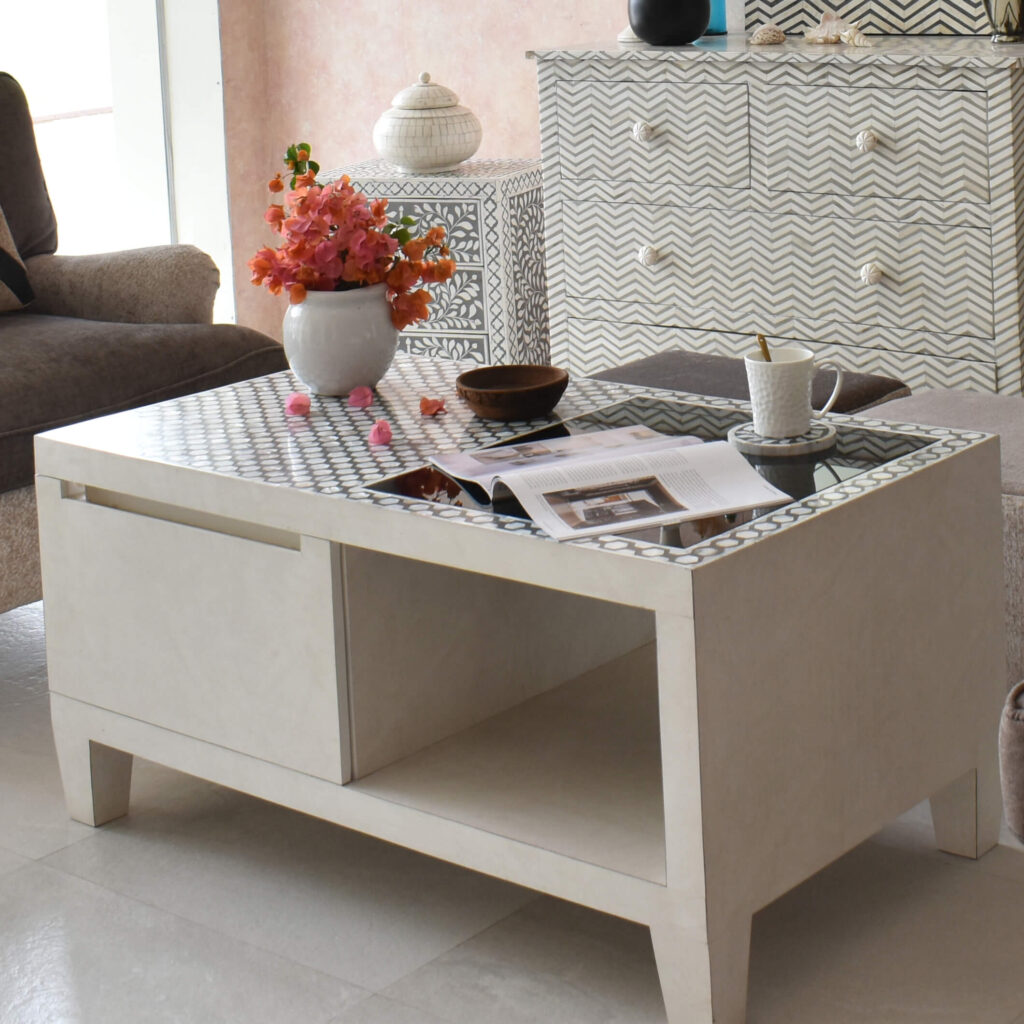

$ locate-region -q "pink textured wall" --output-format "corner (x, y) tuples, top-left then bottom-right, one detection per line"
(220, 0), (624, 339)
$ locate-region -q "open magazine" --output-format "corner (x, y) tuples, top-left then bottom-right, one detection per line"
(431, 426), (791, 541)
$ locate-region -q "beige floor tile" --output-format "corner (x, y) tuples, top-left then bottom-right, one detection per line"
(331, 994), (454, 1024)
(0, 862), (366, 1024)
(0, 845), (29, 878)
(382, 896), (667, 1024)
(42, 769), (534, 992)
(0, 691), (55, 756)
(747, 840), (1024, 1023)
(0, 601), (46, 706)
(956, 841), (1024, 886)
(0, 736), (94, 860)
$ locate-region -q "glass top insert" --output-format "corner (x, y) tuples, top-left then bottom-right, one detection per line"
(370, 395), (934, 550)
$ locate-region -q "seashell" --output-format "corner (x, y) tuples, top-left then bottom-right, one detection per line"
(750, 23), (786, 44)
(839, 23), (874, 46)
(804, 9), (845, 42)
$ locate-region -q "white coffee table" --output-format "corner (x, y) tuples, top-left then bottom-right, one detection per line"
(35, 354), (1005, 1024)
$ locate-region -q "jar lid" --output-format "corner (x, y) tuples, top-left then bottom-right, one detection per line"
(390, 72), (458, 110)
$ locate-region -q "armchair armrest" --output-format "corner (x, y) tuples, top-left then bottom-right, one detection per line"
(24, 245), (220, 324)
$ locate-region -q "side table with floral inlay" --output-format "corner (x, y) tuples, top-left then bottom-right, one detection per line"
(321, 159), (548, 367)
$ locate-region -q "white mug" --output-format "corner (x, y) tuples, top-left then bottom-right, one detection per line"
(744, 346), (844, 439)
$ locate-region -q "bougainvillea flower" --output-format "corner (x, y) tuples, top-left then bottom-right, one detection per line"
(420, 258), (456, 284)
(385, 258), (424, 293)
(390, 288), (432, 331)
(401, 238), (428, 262)
(285, 392), (311, 416)
(252, 144), (452, 331)
(368, 419), (393, 445)
(348, 386), (374, 408)
(420, 396), (446, 416)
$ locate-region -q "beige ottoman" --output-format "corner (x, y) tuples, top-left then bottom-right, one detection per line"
(857, 389), (1024, 689)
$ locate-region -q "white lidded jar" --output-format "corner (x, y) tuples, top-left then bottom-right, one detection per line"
(373, 72), (482, 174)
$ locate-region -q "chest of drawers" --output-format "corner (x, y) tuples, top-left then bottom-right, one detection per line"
(530, 38), (1024, 394)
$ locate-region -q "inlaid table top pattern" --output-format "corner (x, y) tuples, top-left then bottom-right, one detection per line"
(37, 352), (990, 569)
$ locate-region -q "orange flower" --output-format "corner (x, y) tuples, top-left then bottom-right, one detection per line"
(295, 170), (317, 188)
(402, 238), (428, 261)
(385, 259), (424, 293)
(288, 282), (307, 304)
(424, 225), (446, 247)
(420, 258), (456, 284)
(420, 396), (446, 416)
(268, 173), (284, 193)
(390, 288), (432, 330)
(264, 204), (286, 228)
(296, 148), (310, 161)
(370, 198), (388, 219)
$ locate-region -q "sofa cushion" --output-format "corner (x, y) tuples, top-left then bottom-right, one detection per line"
(591, 348), (911, 414)
(0, 74), (58, 259)
(858, 389), (1024, 496)
(0, 313), (287, 492)
(0, 204), (32, 311)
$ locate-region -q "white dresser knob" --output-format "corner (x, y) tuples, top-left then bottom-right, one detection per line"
(860, 261), (884, 286)
(855, 129), (879, 153)
(631, 120), (655, 143)
(637, 245), (662, 267)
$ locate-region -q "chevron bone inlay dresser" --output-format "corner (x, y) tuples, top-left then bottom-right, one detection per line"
(530, 38), (1024, 394)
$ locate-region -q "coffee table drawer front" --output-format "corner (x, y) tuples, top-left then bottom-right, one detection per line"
(761, 85), (989, 204)
(565, 200), (993, 339)
(555, 79), (750, 188)
(39, 491), (348, 783)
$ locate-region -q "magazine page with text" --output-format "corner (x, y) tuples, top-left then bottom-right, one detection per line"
(503, 441), (791, 540)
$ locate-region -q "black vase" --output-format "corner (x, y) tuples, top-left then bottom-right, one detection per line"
(628, 0), (711, 45)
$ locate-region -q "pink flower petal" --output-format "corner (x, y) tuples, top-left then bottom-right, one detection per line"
(348, 386), (374, 408)
(368, 419), (393, 446)
(285, 392), (311, 416)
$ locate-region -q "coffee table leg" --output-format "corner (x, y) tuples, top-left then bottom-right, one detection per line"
(650, 899), (752, 1024)
(51, 698), (133, 826)
(929, 750), (1001, 859)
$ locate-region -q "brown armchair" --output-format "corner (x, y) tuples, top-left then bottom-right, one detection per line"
(0, 72), (287, 612)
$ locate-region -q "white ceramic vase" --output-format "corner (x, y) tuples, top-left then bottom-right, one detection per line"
(282, 284), (399, 396)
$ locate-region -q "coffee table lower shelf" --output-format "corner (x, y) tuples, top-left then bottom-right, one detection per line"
(350, 642), (666, 885)
(49, 656), (670, 926)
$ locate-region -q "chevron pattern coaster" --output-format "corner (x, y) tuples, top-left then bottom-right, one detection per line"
(744, 0), (989, 34)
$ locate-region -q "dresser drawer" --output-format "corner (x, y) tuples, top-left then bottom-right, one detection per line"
(565, 201), (993, 339)
(565, 318), (997, 393)
(761, 86), (989, 204)
(554, 80), (750, 188)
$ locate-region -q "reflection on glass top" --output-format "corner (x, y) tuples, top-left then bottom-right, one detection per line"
(371, 395), (934, 550)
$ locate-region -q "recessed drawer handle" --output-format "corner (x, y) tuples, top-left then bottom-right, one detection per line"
(855, 129), (879, 153)
(637, 245), (662, 267)
(860, 261), (884, 286)
(631, 120), (655, 143)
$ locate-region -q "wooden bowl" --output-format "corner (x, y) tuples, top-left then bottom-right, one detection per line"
(455, 364), (570, 421)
